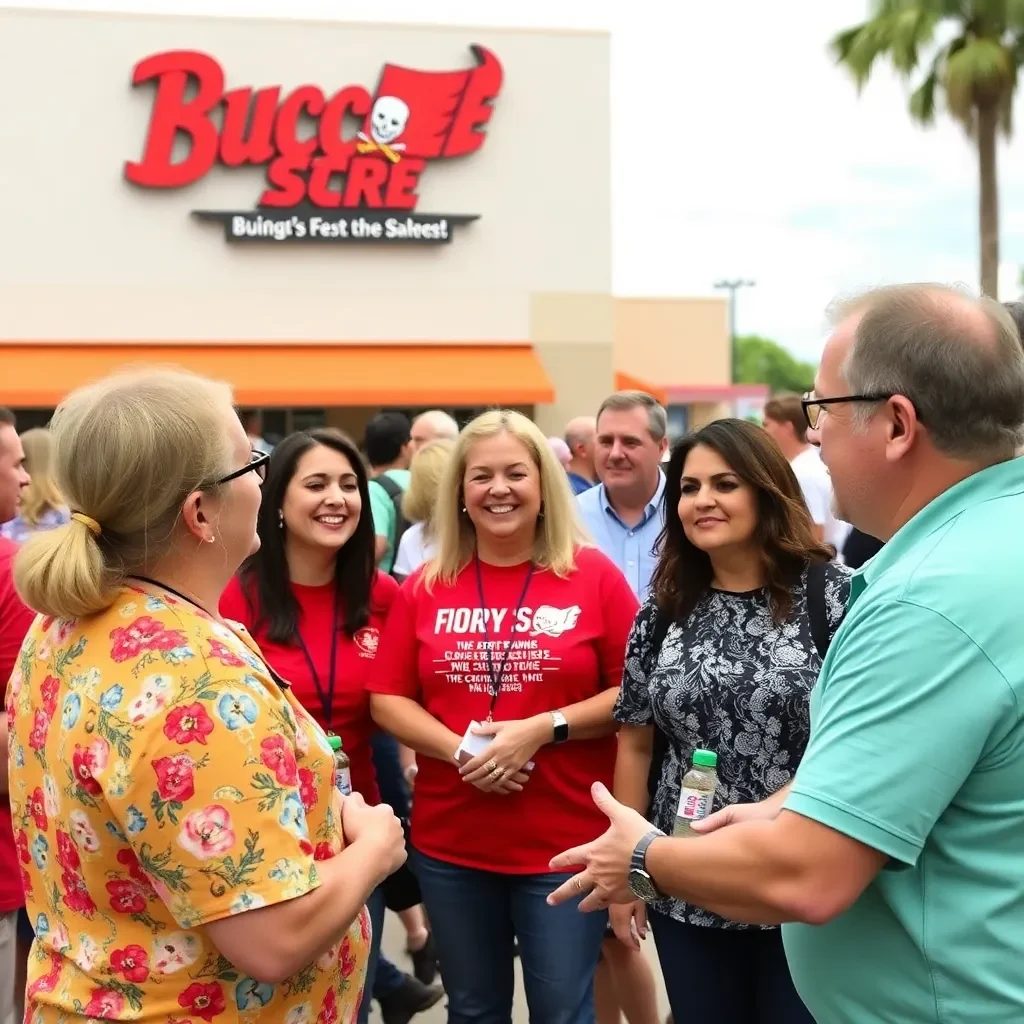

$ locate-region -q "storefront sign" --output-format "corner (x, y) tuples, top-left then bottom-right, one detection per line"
(124, 46), (502, 245)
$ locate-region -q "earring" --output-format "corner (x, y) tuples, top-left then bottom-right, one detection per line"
(278, 509), (284, 530)
(461, 506), (468, 513)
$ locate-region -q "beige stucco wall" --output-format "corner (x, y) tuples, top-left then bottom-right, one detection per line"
(0, 8), (611, 401)
(613, 298), (730, 389)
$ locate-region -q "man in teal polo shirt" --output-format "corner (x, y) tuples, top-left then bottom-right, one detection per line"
(546, 284), (1024, 1022)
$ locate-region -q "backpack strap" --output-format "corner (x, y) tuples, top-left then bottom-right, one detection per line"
(645, 605), (673, 809)
(806, 561), (831, 662)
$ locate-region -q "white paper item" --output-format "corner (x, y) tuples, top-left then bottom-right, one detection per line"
(456, 721), (535, 771)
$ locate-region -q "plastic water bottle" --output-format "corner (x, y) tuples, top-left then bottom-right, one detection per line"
(328, 734), (352, 797)
(673, 749), (718, 837)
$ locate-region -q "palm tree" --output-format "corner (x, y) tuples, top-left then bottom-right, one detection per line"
(831, 1), (1024, 297)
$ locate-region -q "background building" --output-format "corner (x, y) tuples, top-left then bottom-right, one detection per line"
(0, 7), (741, 437)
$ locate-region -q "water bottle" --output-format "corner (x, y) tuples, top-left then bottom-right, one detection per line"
(328, 734), (352, 797)
(672, 749), (718, 837)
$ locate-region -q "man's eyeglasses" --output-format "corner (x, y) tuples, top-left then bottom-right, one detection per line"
(216, 450), (270, 486)
(800, 392), (894, 430)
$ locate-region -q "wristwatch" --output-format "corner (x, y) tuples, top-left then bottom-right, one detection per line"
(628, 829), (666, 902)
(550, 709), (569, 744)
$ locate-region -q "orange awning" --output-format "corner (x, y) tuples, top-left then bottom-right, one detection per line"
(0, 343), (554, 407)
(614, 371), (667, 406)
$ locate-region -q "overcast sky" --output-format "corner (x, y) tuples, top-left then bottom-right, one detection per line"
(15, 0), (1024, 361)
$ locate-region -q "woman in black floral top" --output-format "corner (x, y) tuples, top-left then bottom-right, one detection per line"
(611, 419), (851, 1023)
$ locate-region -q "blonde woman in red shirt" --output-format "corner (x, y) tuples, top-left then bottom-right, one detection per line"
(370, 409), (638, 1024)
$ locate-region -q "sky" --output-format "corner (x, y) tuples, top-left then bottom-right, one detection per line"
(13, 0), (1024, 362)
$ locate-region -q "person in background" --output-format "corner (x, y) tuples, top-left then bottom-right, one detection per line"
(240, 408), (274, 455)
(548, 284), (1024, 1024)
(761, 394), (849, 551)
(610, 419), (850, 1023)
(410, 410), (460, 453)
(1002, 300), (1024, 344)
(840, 528), (883, 570)
(564, 416), (598, 495)
(9, 369), (406, 1024)
(578, 392), (668, 599)
(0, 406), (32, 1024)
(366, 413), (414, 574)
(394, 439), (455, 584)
(220, 428), (442, 1024)
(1, 428), (70, 545)
(369, 409), (639, 1024)
(547, 436), (573, 469)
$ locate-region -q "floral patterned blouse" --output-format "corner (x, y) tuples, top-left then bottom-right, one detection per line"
(6, 581), (369, 1024)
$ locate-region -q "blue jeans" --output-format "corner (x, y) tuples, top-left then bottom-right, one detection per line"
(649, 910), (813, 1023)
(371, 731), (411, 818)
(358, 885), (407, 1024)
(412, 848), (607, 1024)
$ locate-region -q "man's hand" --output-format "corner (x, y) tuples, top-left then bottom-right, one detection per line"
(546, 782), (654, 911)
(691, 786), (789, 835)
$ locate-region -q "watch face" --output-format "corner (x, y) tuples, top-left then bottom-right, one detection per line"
(628, 868), (658, 902)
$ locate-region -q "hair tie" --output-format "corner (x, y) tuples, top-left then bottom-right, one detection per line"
(70, 512), (102, 538)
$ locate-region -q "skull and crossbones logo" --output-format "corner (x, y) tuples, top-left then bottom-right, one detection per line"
(357, 96), (409, 163)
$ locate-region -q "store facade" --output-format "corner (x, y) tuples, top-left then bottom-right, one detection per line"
(0, 7), (739, 440)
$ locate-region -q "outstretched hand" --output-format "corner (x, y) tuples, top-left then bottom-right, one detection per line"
(546, 782), (656, 912)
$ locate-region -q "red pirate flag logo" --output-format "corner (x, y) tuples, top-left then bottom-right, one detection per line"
(356, 45), (503, 163)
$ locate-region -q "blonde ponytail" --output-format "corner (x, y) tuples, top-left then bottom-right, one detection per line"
(15, 518), (111, 619)
(13, 367), (235, 620)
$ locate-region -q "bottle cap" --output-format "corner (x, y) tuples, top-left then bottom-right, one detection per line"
(693, 749), (717, 768)
(327, 734), (341, 752)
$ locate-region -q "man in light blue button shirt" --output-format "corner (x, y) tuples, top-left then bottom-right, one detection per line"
(577, 391), (668, 598)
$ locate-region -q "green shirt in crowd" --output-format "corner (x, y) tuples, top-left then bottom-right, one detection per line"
(369, 469), (411, 574)
(783, 457), (1024, 1023)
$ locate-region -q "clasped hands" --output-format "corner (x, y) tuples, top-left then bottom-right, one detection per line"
(456, 715), (551, 795)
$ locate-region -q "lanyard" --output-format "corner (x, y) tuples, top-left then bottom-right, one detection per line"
(295, 587), (342, 731)
(129, 575), (292, 690)
(474, 556), (535, 722)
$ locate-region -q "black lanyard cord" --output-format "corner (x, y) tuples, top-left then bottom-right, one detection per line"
(474, 556), (535, 722)
(295, 586), (342, 731)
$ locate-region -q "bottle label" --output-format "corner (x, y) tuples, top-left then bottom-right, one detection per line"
(676, 785), (713, 822)
(334, 765), (353, 797)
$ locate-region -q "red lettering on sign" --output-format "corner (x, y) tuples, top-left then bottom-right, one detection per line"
(124, 47), (503, 211)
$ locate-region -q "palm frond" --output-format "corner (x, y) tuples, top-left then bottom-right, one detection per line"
(910, 65), (940, 123)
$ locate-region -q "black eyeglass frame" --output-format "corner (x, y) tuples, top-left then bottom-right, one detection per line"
(215, 450), (271, 486)
(800, 392), (895, 430)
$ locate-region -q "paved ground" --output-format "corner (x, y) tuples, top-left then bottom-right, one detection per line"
(369, 913), (671, 1024)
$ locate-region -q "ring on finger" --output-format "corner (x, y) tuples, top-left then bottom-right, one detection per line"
(486, 759), (498, 774)
(573, 876), (583, 891)
(490, 766), (506, 781)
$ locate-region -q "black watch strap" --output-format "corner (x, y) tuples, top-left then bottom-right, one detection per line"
(630, 829), (664, 874)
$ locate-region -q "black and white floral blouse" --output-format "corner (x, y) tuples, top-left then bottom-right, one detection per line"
(614, 563), (852, 929)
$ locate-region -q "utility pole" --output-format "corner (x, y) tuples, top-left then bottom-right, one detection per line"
(714, 279), (755, 384)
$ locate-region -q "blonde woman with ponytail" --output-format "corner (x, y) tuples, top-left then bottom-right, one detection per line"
(8, 368), (404, 1024)
(0, 428), (69, 545)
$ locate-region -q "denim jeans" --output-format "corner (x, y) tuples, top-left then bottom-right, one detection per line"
(358, 885), (407, 1024)
(649, 910), (813, 1023)
(412, 848), (607, 1024)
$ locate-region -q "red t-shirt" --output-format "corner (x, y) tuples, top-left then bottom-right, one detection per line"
(1, 536), (36, 912)
(368, 546), (639, 874)
(220, 572), (399, 806)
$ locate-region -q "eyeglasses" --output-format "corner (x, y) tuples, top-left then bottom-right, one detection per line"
(216, 450), (270, 486)
(800, 392), (894, 430)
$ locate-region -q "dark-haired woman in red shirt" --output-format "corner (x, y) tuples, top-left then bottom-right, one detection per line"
(220, 427), (442, 1024)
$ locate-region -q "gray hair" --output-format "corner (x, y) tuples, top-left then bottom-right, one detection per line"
(596, 390), (668, 442)
(830, 284), (1024, 460)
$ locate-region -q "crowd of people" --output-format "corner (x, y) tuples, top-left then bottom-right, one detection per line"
(1, 282), (1024, 1024)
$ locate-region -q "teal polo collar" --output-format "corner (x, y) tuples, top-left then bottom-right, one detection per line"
(853, 457), (1024, 597)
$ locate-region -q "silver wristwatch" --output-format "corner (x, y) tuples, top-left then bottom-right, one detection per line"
(628, 829), (665, 902)
(550, 709), (569, 743)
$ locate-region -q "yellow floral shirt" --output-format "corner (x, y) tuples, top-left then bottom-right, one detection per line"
(6, 582), (369, 1024)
